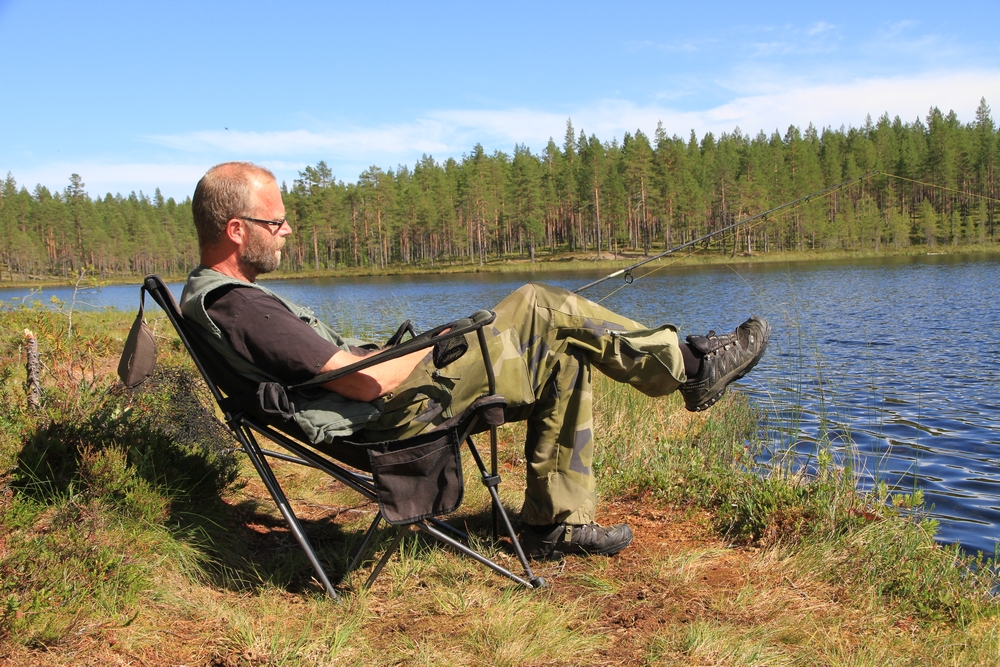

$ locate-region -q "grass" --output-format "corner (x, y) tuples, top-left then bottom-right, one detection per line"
(0, 305), (998, 665)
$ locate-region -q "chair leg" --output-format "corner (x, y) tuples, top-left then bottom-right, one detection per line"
(365, 526), (409, 589)
(490, 425), (500, 539)
(427, 516), (468, 540)
(345, 513), (383, 576)
(416, 521), (540, 588)
(240, 429), (340, 600)
(465, 435), (546, 589)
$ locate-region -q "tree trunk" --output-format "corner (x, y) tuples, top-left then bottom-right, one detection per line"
(313, 226), (320, 270)
(594, 183), (602, 259)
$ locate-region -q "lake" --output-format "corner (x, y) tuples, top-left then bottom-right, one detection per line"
(3, 253), (999, 554)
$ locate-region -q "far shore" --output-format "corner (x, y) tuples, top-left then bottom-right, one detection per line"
(1, 243), (997, 291)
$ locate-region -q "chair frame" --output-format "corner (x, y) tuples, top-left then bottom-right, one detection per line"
(141, 275), (544, 598)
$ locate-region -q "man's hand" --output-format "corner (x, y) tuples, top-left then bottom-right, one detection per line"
(318, 345), (430, 402)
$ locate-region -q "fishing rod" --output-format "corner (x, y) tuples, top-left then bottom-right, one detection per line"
(573, 170), (881, 294)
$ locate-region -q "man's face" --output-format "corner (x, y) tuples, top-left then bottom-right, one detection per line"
(238, 179), (288, 276)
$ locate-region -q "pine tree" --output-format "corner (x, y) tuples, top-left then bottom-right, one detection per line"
(510, 144), (544, 261)
(973, 98), (996, 241)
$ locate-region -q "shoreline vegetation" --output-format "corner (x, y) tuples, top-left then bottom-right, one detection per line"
(2, 242), (998, 291)
(1, 302), (999, 664)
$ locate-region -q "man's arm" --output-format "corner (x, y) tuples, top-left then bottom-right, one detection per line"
(206, 285), (431, 401)
(319, 346), (430, 402)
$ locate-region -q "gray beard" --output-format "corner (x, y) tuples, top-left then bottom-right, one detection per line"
(239, 225), (281, 275)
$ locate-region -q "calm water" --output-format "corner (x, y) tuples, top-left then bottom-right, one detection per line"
(3, 254), (999, 553)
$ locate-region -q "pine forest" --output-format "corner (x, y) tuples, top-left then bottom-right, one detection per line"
(2, 101), (999, 282)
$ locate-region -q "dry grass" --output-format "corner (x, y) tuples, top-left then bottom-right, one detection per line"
(4, 471), (1000, 666)
(2, 310), (999, 666)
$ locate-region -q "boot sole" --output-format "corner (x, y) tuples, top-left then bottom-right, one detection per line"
(521, 530), (634, 560)
(687, 318), (771, 412)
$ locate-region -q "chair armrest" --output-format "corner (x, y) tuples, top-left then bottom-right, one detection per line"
(289, 310), (495, 390)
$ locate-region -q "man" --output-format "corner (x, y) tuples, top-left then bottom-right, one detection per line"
(181, 161), (770, 559)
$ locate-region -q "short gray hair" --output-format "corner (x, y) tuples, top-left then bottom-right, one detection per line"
(192, 162), (276, 247)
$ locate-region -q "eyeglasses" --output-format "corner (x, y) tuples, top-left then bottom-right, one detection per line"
(240, 216), (288, 229)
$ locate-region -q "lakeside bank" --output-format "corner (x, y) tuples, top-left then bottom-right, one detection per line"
(2, 242), (997, 290)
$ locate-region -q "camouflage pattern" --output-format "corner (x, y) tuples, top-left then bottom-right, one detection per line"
(362, 283), (686, 526)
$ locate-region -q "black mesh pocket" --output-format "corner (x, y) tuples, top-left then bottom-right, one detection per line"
(368, 431), (464, 525)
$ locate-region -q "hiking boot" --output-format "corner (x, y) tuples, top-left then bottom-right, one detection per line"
(680, 316), (770, 412)
(519, 522), (633, 560)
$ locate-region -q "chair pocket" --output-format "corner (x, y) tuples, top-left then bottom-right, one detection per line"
(117, 289), (157, 388)
(369, 433), (464, 525)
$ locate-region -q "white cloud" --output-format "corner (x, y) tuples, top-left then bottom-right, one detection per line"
(699, 70), (1000, 134)
(627, 38), (704, 53)
(808, 21), (836, 36)
(146, 123), (453, 159)
(426, 108), (568, 146)
(18, 69), (1000, 197)
(146, 69), (1000, 158)
(431, 70), (1000, 144)
(14, 162), (211, 199)
(882, 20), (918, 39)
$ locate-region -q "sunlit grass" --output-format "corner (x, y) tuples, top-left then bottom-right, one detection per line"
(1, 306), (999, 665)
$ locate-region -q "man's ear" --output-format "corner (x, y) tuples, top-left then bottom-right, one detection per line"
(224, 217), (246, 245)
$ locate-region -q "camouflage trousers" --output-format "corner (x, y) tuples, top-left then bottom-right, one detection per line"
(362, 283), (686, 526)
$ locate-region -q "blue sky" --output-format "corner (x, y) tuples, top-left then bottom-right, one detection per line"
(2, 0), (998, 200)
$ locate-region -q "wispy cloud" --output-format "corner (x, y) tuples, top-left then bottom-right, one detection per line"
(147, 68), (1000, 152)
(14, 162), (211, 198)
(627, 38), (705, 53)
(745, 20), (841, 58)
(698, 70), (1000, 133)
(882, 20), (918, 39)
(147, 123), (453, 159)
(808, 21), (836, 36)
(867, 19), (958, 62)
(21, 69), (1000, 198)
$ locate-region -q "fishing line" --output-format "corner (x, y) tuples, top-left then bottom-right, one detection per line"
(581, 172), (878, 300)
(880, 172), (1000, 205)
(592, 208), (792, 303)
(577, 170), (997, 299)
(574, 171), (879, 295)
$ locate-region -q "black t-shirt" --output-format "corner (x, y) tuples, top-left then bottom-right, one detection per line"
(205, 285), (341, 383)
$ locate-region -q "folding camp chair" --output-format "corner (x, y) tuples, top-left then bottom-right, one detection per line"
(130, 274), (545, 598)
